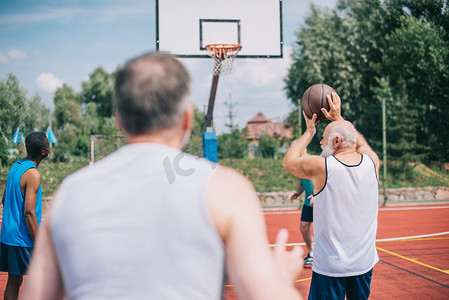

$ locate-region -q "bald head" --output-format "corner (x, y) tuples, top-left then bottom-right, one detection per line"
(326, 120), (357, 148)
(320, 120), (357, 157)
(114, 52), (191, 135)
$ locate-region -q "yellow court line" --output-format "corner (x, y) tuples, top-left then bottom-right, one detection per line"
(376, 246), (449, 275)
(295, 277), (312, 283)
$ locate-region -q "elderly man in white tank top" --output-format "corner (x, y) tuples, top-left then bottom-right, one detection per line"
(20, 52), (303, 300)
(283, 92), (380, 300)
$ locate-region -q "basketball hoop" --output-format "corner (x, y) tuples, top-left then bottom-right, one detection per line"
(205, 44), (242, 76)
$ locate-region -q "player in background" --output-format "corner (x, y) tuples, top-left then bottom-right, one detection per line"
(289, 181), (314, 265)
(0, 132), (50, 300)
(21, 52), (303, 300)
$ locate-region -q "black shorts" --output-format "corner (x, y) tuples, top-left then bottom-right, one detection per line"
(0, 243), (33, 275)
(309, 269), (373, 299)
(301, 204), (313, 222)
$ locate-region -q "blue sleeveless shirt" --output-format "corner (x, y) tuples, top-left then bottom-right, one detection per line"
(1, 160), (42, 247)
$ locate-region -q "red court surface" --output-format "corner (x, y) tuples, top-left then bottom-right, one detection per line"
(224, 204), (449, 299)
(0, 204), (448, 299)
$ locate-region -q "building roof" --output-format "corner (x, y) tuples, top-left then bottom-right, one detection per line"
(247, 112), (270, 124)
(245, 113), (293, 140)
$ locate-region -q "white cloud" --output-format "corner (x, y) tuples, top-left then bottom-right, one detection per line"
(0, 52), (8, 64)
(0, 50), (28, 63)
(8, 49), (27, 60)
(35, 73), (64, 94)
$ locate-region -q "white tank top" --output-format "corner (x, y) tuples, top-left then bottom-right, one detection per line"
(51, 143), (225, 299)
(312, 154), (379, 277)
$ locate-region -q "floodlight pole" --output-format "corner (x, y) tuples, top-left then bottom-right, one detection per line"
(298, 98), (302, 135)
(205, 73), (220, 128)
(382, 97), (388, 206)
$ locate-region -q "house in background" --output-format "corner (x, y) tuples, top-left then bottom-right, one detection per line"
(245, 112), (293, 158)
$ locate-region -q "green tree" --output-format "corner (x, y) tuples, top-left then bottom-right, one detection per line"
(0, 135), (9, 166)
(285, 0), (449, 165)
(84, 102), (100, 134)
(382, 14), (449, 161)
(0, 73), (27, 137)
(23, 94), (50, 133)
(81, 66), (114, 118)
(54, 84), (84, 130)
(192, 105), (205, 135)
(217, 101), (248, 159)
(258, 134), (279, 158)
(181, 105), (205, 156)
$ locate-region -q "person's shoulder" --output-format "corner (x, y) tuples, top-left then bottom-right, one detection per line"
(207, 166), (255, 199)
(212, 165), (251, 185)
(21, 167), (41, 188)
(303, 154), (326, 172)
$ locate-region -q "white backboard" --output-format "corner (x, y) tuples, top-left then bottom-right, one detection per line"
(156, 0), (283, 58)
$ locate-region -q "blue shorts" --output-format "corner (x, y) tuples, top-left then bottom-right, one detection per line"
(0, 243), (33, 275)
(308, 269), (373, 300)
(301, 204), (313, 222)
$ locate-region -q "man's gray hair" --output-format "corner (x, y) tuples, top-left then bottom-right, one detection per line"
(328, 125), (357, 148)
(114, 52), (190, 135)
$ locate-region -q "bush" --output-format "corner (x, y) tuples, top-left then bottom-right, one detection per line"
(50, 145), (70, 163)
(217, 129), (248, 159)
(70, 135), (90, 157)
(258, 135), (279, 158)
(0, 138), (9, 167)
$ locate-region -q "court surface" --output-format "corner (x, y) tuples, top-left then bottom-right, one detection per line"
(0, 204), (448, 299)
(224, 204), (449, 299)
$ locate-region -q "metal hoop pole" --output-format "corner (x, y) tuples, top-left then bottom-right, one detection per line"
(205, 72), (220, 128)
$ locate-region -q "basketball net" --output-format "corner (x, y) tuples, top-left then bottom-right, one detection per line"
(205, 44), (242, 76)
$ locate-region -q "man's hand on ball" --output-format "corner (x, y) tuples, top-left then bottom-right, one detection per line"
(303, 111), (318, 136)
(322, 92), (343, 121)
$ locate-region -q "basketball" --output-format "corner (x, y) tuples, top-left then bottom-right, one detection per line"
(301, 84), (337, 121)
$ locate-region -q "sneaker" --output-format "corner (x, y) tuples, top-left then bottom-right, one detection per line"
(304, 254), (313, 265)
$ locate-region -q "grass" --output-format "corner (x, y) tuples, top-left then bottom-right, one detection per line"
(219, 158), (449, 192)
(1, 156), (448, 197)
(219, 158), (299, 192)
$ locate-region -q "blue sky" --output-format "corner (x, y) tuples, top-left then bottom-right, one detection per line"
(0, 0), (336, 134)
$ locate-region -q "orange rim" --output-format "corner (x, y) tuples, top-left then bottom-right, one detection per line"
(205, 43), (242, 54)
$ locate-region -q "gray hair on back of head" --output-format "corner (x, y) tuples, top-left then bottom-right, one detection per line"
(114, 51), (191, 135)
(328, 125), (357, 148)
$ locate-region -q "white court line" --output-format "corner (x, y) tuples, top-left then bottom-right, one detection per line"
(378, 205), (449, 211)
(268, 231), (449, 247)
(376, 231), (449, 242)
(263, 205), (449, 215)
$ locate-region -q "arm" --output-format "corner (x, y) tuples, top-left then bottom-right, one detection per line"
(282, 112), (325, 182)
(206, 167), (302, 300)
(21, 169), (40, 242)
(19, 210), (64, 300)
(356, 131), (380, 177)
(322, 93), (380, 176)
(288, 181), (304, 201)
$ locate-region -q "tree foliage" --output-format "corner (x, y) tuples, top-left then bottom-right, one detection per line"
(217, 101), (248, 159)
(81, 66), (114, 118)
(285, 0), (449, 164)
(0, 73), (28, 137)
